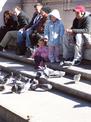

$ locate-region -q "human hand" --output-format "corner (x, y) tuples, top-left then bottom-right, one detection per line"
(66, 29), (73, 33)
(43, 38), (48, 42)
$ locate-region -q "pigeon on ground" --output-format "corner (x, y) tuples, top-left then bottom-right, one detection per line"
(73, 74), (81, 83)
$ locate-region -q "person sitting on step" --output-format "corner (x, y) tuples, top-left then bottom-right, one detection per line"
(16, 3), (43, 57)
(60, 5), (91, 66)
(0, 6), (30, 52)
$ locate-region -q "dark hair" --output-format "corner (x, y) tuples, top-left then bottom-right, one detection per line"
(41, 7), (51, 14)
(15, 6), (21, 11)
(34, 2), (43, 8)
(3, 10), (11, 24)
(38, 38), (46, 46)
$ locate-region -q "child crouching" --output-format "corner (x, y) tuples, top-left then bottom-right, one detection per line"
(31, 38), (48, 69)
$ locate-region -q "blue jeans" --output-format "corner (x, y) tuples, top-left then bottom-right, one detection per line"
(17, 29), (26, 47)
(17, 28), (33, 48)
(25, 28), (33, 48)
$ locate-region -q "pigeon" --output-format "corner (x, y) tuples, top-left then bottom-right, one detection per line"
(6, 72), (15, 84)
(0, 72), (11, 84)
(30, 78), (39, 91)
(73, 74), (81, 83)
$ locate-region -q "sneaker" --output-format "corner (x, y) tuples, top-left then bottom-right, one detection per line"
(64, 61), (73, 66)
(72, 59), (81, 66)
(25, 48), (32, 58)
(50, 60), (55, 63)
(64, 59), (81, 66)
(60, 60), (64, 66)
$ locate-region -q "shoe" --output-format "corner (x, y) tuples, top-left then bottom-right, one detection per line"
(64, 59), (81, 66)
(64, 61), (73, 66)
(0, 46), (4, 51)
(72, 59), (81, 66)
(50, 60), (55, 63)
(60, 58), (68, 66)
(59, 58), (70, 66)
(25, 48), (32, 58)
(60, 60), (64, 66)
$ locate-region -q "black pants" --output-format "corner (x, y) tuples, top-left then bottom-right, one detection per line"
(34, 55), (45, 68)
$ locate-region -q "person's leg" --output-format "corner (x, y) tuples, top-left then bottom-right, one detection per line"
(17, 29), (26, 47)
(25, 28), (33, 48)
(63, 32), (74, 60)
(74, 33), (84, 61)
(16, 29), (26, 55)
(48, 46), (55, 63)
(24, 28), (33, 57)
(54, 45), (60, 62)
(0, 30), (17, 49)
(34, 55), (44, 69)
(64, 33), (85, 66)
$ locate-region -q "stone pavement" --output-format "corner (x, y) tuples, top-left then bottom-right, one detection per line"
(0, 87), (91, 122)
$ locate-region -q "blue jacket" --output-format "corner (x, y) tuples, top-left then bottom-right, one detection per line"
(44, 19), (64, 46)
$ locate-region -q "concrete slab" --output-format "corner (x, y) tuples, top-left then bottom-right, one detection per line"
(0, 88), (91, 122)
(0, 51), (91, 80)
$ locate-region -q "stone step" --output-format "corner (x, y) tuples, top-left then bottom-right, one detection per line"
(0, 55), (91, 121)
(0, 56), (90, 102)
(0, 51), (91, 81)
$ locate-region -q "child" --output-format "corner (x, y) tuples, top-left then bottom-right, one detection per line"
(31, 38), (48, 69)
(44, 9), (65, 63)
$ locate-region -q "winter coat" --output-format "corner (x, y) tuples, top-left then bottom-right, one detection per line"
(17, 11), (30, 29)
(35, 14), (48, 34)
(24, 12), (42, 30)
(32, 46), (48, 60)
(71, 12), (91, 34)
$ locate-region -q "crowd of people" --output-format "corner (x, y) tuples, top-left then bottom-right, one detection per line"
(0, 3), (91, 69)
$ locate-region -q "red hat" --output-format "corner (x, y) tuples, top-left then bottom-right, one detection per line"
(73, 5), (86, 13)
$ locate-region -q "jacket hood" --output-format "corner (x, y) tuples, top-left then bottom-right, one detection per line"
(49, 9), (61, 20)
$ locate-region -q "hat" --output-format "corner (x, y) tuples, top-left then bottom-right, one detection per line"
(73, 5), (86, 13)
(49, 9), (61, 20)
(41, 7), (51, 14)
(34, 3), (43, 8)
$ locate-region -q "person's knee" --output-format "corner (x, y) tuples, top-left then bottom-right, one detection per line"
(75, 33), (82, 38)
(17, 31), (22, 37)
(75, 33), (83, 45)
